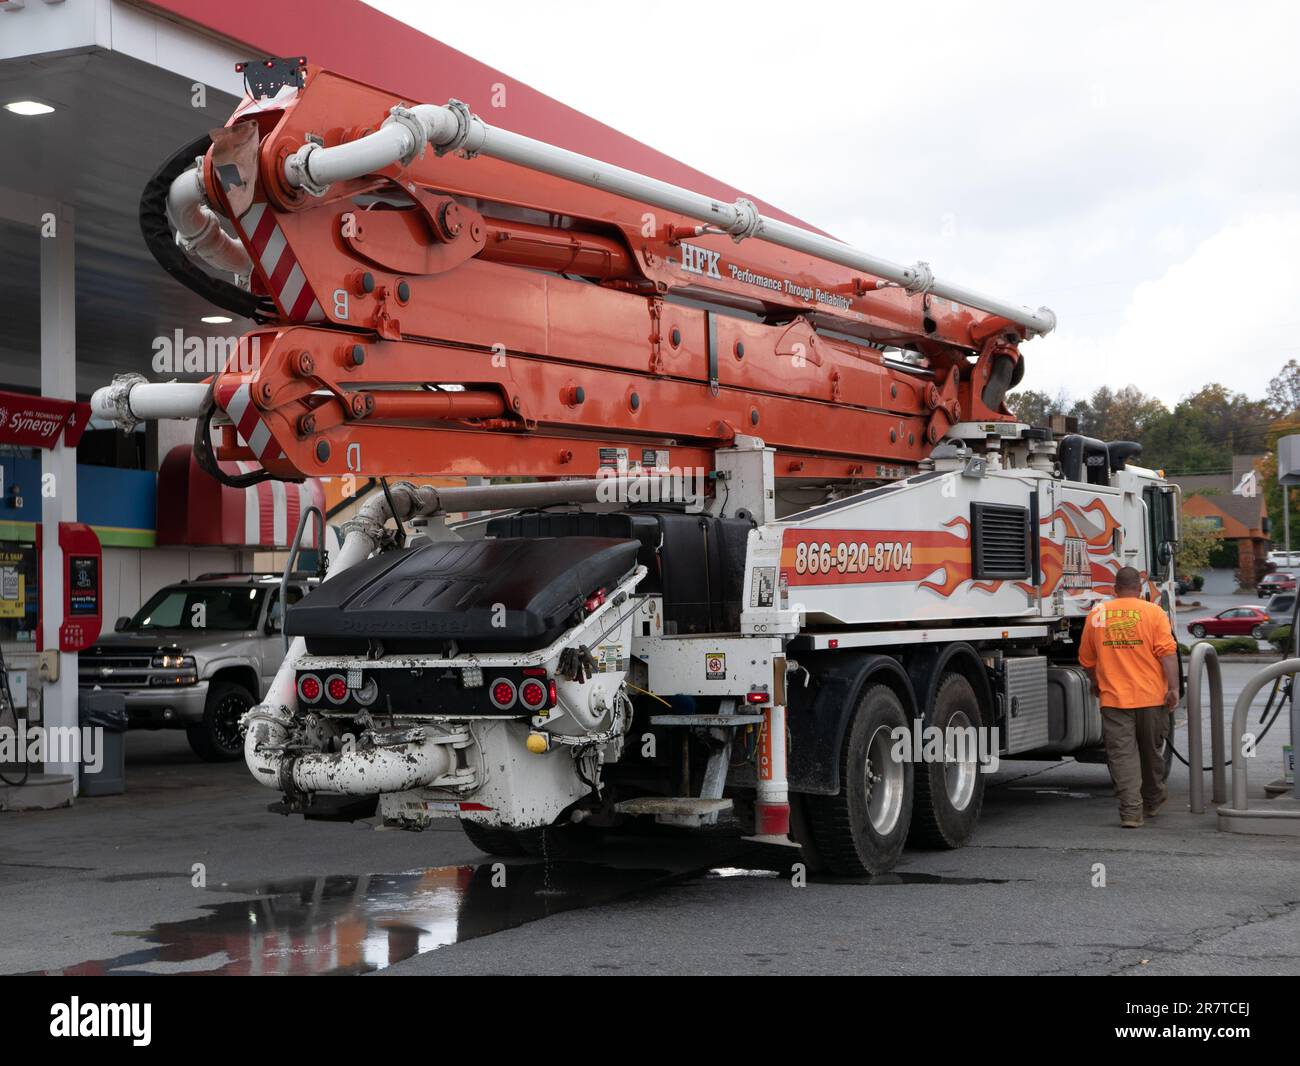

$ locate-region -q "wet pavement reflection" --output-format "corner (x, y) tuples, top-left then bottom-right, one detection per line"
(30, 836), (1021, 975)
(40, 860), (681, 975)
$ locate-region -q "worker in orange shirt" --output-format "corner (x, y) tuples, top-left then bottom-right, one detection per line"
(1078, 566), (1179, 828)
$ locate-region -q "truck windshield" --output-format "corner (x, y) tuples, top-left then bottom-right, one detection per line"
(126, 586), (267, 632)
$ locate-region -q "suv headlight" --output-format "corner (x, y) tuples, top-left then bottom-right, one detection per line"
(152, 653), (195, 670)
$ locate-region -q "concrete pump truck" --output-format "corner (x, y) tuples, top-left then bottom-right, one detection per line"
(91, 59), (1179, 875)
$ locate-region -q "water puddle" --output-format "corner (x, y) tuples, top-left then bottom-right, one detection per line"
(709, 866), (1019, 887)
(1005, 787), (1097, 799)
(818, 872), (1021, 886)
(37, 860), (677, 976)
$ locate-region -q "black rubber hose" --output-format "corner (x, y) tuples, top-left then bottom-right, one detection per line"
(139, 132), (276, 323)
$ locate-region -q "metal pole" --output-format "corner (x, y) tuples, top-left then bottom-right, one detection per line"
(285, 103), (1056, 337)
(41, 202), (79, 793)
(1185, 642), (1225, 813)
(1227, 657), (1300, 811)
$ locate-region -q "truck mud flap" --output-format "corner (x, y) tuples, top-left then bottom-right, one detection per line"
(782, 651), (917, 796)
(268, 793), (380, 822)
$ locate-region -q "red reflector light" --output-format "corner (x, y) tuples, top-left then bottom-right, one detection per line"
(584, 587), (606, 612)
(489, 678), (517, 710)
(746, 690), (770, 705)
(297, 674), (321, 703)
(828, 638), (839, 649)
(548, 679), (557, 707)
(519, 679), (548, 709)
(326, 674), (348, 703)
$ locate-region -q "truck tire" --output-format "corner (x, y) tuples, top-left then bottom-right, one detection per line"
(805, 683), (913, 876)
(186, 680), (253, 762)
(908, 673), (985, 849)
(459, 819), (529, 857)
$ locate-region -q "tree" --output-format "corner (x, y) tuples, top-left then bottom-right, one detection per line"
(1006, 388), (1072, 428)
(1257, 417), (1300, 553)
(1176, 513), (1220, 578)
(1142, 383), (1272, 475)
(1266, 359), (1300, 418)
(1083, 384), (1167, 444)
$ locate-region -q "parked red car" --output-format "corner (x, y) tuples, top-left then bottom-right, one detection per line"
(1188, 607), (1272, 640)
(1258, 572), (1297, 598)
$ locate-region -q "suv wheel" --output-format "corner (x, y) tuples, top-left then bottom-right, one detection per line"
(187, 680), (254, 762)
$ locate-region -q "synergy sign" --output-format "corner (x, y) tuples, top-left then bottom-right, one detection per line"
(0, 389), (91, 449)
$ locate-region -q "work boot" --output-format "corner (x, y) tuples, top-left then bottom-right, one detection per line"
(1144, 796), (1166, 819)
(1120, 815), (1144, 828)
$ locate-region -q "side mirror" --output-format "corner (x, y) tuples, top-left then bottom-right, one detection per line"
(114, 616), (130, 632)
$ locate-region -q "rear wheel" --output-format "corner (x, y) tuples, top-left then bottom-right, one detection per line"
(1190, 624), (1206, 638)
(1251, 625), (1265, 640)
(909, 673), (986, 849)
(186, 680), (253, 762)
(805, 683), (913, 876)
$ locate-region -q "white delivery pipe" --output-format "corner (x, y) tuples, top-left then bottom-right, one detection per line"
(284, 102), (1056, 336)
(167, 165), (253, 278)
(243, 703), (454, 795)
(90, 374), (211, 431)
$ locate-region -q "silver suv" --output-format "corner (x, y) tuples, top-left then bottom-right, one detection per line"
(79, 573), (315, 761)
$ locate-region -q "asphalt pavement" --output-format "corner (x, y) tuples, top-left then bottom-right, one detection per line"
(2, 657), (1296, 976)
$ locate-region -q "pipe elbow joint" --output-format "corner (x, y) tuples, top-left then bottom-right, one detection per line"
(284, 141), (332, 197)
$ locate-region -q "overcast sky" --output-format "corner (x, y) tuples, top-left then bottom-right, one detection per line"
(368, 0), (1300, 408)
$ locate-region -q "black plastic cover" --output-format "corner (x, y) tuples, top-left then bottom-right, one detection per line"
(485, 510), (753, 634)
(288, 537), (639, 654)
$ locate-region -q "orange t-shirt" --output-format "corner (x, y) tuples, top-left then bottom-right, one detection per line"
(1078, 596), (1177, 709)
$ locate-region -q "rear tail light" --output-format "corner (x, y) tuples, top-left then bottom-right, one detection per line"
(584, 587), (607, 612)
(325, 674), (348, 704)
(297, 674), (322, 704)
(519, 678), (548, 710)
(746, 689), (770, 705)
(489, 677), (517, 710)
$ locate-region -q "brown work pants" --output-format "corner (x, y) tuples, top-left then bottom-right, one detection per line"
(1100, 705), (1169, 820)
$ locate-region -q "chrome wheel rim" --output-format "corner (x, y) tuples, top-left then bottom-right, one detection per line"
(944, 710), (977, 811)
(864, 724), (904, 835)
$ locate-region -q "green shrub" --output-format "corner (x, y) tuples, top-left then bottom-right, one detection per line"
(1189, 636), (1260, 655)
(1269, 625), (1293, 653)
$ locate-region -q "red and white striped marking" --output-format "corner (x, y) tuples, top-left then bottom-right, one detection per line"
(238, 201), (324, 323)
(219, 380), (279, 463)
(229, 461), (323, 547)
